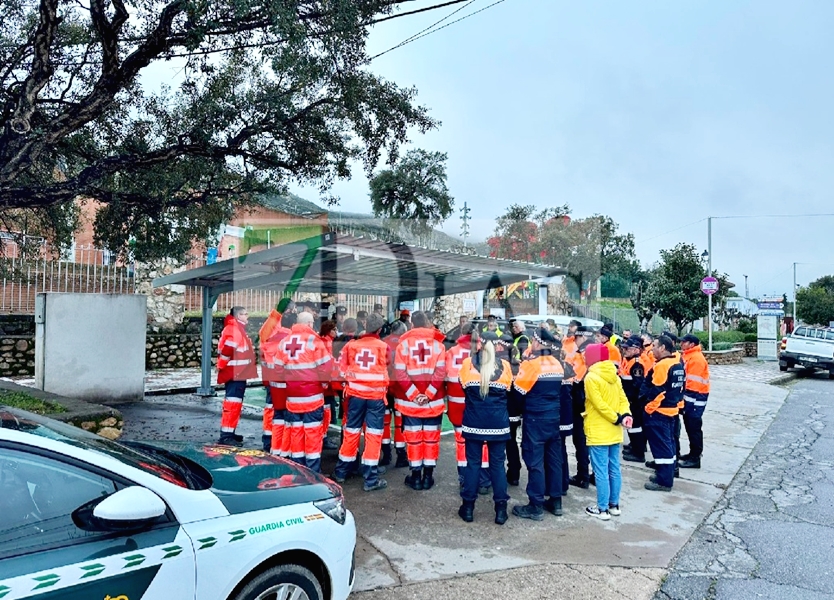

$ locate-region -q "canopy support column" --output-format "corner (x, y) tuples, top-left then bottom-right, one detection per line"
(197, 286), (220, 397)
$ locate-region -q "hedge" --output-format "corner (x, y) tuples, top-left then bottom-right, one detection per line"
(744, 333), (758, 343)
(693, 330), (746, 344)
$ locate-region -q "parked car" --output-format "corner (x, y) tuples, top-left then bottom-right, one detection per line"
(779, 325), (834, 377)
(0, 406), (355, 600)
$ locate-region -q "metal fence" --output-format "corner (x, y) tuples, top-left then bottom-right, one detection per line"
(572, 303), (669, 334)
(0, 256), (136, 314)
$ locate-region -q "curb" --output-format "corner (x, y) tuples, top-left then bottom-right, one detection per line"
(768, 372), (798, 386)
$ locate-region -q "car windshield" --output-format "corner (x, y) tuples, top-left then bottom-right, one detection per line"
(0, 407), (210, 490)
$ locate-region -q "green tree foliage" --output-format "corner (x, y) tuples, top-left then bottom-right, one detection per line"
(629, 267), (659, 332)
(796, 275), (834, 325)
(0, 0), (436, 260)
(644, 243), (730, 334)
(369, 149), (453, 238)
(486, 204), (542, 262)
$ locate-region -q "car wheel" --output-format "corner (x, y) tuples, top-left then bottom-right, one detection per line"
(232, 564), (323, 600)
(779, 364), (788, 372)
(829, 369), (834, 380)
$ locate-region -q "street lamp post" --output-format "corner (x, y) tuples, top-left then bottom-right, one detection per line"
(708, 217), (713, 352)
(793, 262), (797, 324)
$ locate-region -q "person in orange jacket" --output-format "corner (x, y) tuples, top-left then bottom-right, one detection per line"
(679, 334), (710, 469)
(332, 314), (390, 491)
(319, 319), (341, 451)
(260, 310), (296, 454)
(272, 312), (332, 473)
(217, 306), (258, 446)
(596, 324), (622, 368)
(382, 320), (409, 468)
(259, 297), (296, 344)
(393, 311), (447, 490)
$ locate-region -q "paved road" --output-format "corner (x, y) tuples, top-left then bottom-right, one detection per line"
(655, 373), (834, 600)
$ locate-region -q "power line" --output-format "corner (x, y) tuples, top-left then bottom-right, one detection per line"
(712, 213), (834, 220)
(634, 218), (706, 245)
(371, 0), (508, 60)
(373, 0), (475, 25)
(377, 0), (478, 52)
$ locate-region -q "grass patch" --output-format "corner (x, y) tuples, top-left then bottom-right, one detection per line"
(0, 390), (66, 415)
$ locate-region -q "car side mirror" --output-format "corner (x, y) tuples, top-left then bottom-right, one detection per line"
(74, 486), (167, 532)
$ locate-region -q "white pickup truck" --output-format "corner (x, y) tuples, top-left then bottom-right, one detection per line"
(780, 325), (834, 377)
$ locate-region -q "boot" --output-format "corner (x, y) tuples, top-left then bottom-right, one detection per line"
(379, 445), (392, 467)
(458, 501), (475, 523)
(421, 467), (435, 491)
(219, 434), (244, 447)
(512, 503), (544, 521)
(543, 496), (563, 516)
(262, 435), (271, 453)
(394, 448), (409, 468)
(679, 456), (701, 469)
(494, 501), (508, 525)
(404, 470), (423, 490)
(569, 475), (589, 489)
(622, 450), (645, 463)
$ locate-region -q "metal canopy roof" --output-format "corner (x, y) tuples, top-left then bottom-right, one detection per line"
(153, 232), (566, 300)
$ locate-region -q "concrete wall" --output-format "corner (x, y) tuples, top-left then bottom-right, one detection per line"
(35, 293), (146, 402)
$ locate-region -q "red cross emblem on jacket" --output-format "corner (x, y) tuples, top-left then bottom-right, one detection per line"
(411, 341), (432, 364)
(284, 336), (304, 359)
(356, 348), (377, 370)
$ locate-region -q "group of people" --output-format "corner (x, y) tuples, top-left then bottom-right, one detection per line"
(215, 302), (710, 525)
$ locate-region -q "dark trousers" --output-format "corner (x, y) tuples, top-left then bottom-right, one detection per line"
(462, 439), (510, 503)
(506, 420), (522, 481)
(571, 383), (590, 479)
(645, 411), (676, 487)
(674, 414), (682, 459)
(683, 414), (704, 458)
(626, 396), (646, 455)
(559, 433), (570, 494)
(520, 415), (563, 505)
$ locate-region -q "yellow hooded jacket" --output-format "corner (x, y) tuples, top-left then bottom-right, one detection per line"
(582, 360), (631, 446)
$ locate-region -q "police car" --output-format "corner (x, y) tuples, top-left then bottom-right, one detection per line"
(0, 406), (355, 600)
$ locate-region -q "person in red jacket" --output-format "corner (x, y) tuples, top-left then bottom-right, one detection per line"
(382, 320), (409, 468)
(332, 313), (390, 491)
(273, 311), (332, 473)
(217, 306), (258, 446)
(319, 319), (340, 451)
(260, 311), (295, 453)
(394, 311), (447, 490)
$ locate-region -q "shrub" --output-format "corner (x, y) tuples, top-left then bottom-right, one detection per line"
(693, 330), (745, 345)
(712, 342), (735, 351)
(744, 333), (758, 343)
(737, 318), (757, 334)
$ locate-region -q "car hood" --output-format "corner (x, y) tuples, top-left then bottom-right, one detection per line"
(138, 441), (341, 515)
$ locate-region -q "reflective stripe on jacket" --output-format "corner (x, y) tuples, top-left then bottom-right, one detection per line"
(641, 355), (685, 417)
(217, 315), (258, 384)
(274, 323), (332, 413)
(682, 345), (710, 403)
(444, 336), (471, 405)
(459, 357), (512, 441)
(393, 327), (447, 417)
(512, 351), (564, 417)
(339, 334), (390, 400)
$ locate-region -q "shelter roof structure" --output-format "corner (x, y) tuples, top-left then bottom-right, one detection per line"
(153, 232), (566, 395)
(153, 232), (565, 300)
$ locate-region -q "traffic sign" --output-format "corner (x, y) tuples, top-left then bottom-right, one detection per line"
(700, 276), (719, 295)
(757, 301), (784, 310)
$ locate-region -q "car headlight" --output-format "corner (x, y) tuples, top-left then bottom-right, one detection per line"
(314, 496), (346, 525)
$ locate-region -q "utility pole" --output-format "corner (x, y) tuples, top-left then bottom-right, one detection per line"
(793, 262), (797, 324)
(708, 217), (713, 352)
(460, 201), (471, 248)
(743, 274), (749, 299)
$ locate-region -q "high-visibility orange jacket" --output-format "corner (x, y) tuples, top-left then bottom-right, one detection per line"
(640, 355), (685, 417)
(641, 348), (656, 372)
(273, 323), (332, 413)
(605, 340), (622, 371)
(512, 351), (564, 417)
(393, 327), (447, 417)
(444, 335), (472, 406)
(682, 345), (710, 402)
(217, 315), (258, 384)
(259, 309), (283, 344)
(563, 338), (587, 383)
(339, 333), (390, 401)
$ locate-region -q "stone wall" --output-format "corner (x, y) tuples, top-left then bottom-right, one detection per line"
(146, 331), (263, 369)
(433, 292), (480, 331)
(135, 261), (186, 332)
(704, 348), (744, 365)
(546, 282), (571, 315)
(0, 336), (35, 376)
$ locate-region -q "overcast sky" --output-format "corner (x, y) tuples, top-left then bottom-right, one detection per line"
(288, 0), (834, 300)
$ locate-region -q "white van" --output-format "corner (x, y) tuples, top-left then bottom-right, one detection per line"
(780, 325), (834, 377)
(512, 314), (604, 330)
